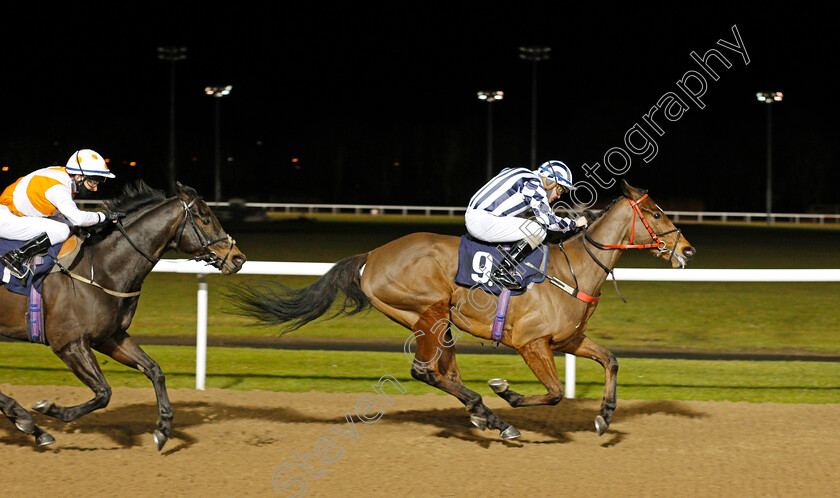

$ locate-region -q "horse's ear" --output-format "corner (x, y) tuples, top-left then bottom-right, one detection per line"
(620, 179), (634, 197)
(620, 179), (646, 199)
(176, 182), (199, 201)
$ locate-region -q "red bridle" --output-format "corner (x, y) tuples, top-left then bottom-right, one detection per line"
(596, 194), (668, 250)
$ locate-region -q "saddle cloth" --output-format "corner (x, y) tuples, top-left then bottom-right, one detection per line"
(454, 235), (547, 296)
(0, 236), (84, 296)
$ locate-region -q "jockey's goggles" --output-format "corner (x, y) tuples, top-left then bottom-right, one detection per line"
(84, 176), (107, 186)
(546, 180), (570, 194)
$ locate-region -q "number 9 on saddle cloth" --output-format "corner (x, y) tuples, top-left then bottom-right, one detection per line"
(454, 235), (548, 296)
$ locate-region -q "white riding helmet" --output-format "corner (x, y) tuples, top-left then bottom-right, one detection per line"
(535, 160), (575, 191)
(65, 149), (116, 179)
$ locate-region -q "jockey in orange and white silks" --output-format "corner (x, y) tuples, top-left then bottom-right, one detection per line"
(465, 160), (587, 289)
(0, 149), (119, 279)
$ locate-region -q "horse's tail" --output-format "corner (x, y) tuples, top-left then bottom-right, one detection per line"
(229, 253), (370, 334)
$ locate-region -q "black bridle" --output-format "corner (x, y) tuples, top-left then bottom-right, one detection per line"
(116, 196), (235, 270)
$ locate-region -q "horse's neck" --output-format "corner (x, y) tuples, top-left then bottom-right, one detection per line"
(88, 199), (183, 289)
(549, 200), (634, 294)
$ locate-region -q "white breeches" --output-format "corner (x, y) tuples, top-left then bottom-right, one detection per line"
(0, 205), (71, 245)
(465, 209), (547, 247)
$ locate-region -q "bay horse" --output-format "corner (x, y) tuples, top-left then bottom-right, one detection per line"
(231, 180), (694, 439)
(0, 181), (246, 449)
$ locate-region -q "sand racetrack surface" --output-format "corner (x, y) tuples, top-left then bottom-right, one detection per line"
(1, 385), (839, 496)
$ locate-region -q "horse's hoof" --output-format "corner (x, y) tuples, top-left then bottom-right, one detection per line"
(36, 432), (56, 447)
(469, 414), (488, 430)
(500, 426), (521, 440)
(487, 378), (509, 394)
(154, 430), (168, 451)
(31, 400), (54, 414)
(595, 415), (608, 436)
(15, 419), (34, 434)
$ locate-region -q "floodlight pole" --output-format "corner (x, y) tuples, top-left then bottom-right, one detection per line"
(478, 90), (504, 182)
(519, 46), (551, 169)
(756, 91), (783, 225)
(157, 46), (187, 195)
(205, 86), (233, 202)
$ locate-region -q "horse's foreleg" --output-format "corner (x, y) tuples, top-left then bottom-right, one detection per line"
(32, 339), (112, 423)
(488, 337), (564, 407)
(560, 335), (618, 436)
(408, 299), (520, 440)
(0, 388), (56, 446)
(94, 331), (173, 451)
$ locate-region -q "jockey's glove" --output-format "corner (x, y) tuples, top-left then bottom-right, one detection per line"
(103, 211), (127, 222)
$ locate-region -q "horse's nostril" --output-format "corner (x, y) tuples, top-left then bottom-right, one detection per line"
(682, 247), (696, 259)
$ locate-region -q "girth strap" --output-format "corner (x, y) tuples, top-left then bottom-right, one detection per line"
(61, 271), (142, 298)
(50, 256), (141, 298)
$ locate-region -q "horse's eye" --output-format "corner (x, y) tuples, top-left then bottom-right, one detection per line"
(202, 218), (211, 225)
(652, 213), (662, 220)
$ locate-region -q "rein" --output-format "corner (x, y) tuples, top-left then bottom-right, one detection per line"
(115, 220), (157, 264)
(58, 195), (235, 297)
(579, 194), (683, 302)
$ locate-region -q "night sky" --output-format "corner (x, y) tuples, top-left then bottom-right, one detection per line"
(1, 3), (837, 213)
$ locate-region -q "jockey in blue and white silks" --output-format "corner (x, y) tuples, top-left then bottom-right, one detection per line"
(465, 160), (587, 289)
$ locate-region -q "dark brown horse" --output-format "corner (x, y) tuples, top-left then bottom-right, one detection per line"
(232, 181), (694, 438)
(0, 181), (246, 449)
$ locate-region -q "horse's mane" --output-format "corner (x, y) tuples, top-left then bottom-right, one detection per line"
(546, 192), (640, 245)
(591, 195), (624, 220)
(103, 179), (168, 216)
(586, 187), (648, 222)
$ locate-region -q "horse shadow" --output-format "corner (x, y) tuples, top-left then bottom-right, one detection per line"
(377, 399), (708, 448)
(0, 401), (315, 454)
(0, 397), (707, 452)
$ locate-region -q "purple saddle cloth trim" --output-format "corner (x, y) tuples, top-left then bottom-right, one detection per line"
(491, 287), (511, 342)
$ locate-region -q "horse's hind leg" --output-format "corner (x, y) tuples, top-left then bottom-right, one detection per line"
(94, 331), (173, 450)
(32, 338), (112, 422)
(408, 298), (520, 439)
(560, 335), (618, 436)
(0, 389), (56, 446)
(488, 336), (564, 407)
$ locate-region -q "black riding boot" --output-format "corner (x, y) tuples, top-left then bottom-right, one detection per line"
(1, 233), (52, 279)
(491, 239), (536, 289)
